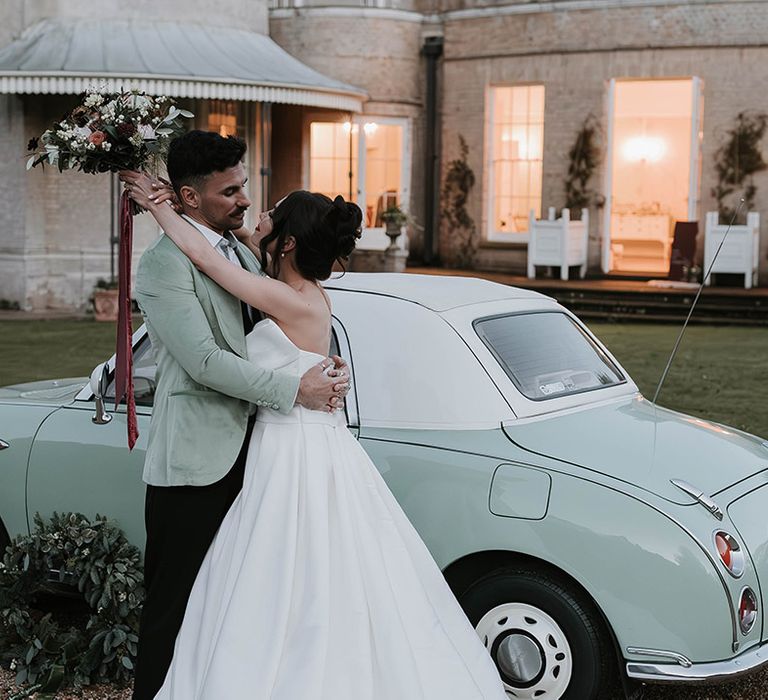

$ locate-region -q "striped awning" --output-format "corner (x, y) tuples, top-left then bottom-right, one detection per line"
(0, 18), (367, 112)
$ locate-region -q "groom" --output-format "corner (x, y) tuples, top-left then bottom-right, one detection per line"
(128, 130), (348, 700)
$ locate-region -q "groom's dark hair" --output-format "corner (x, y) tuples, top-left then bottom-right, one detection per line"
(167, 130), (247, 195)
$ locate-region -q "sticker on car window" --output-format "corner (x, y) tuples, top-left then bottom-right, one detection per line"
(539, 382), (566, 396)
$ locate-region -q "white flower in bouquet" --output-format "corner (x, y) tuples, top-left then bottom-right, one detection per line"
(26, 89), (194, 174)
(138, 124), (156, 140)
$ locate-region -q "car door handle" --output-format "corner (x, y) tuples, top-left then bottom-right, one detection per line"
(0, 439), (8, 450)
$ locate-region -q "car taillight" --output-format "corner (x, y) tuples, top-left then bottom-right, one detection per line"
(714, 531), (744, 577)
(739, 587), (758, 635)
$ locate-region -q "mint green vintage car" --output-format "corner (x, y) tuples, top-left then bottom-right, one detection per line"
(1, 273), (767, 699)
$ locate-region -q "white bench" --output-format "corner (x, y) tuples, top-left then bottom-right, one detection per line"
(704, 211), (760, 289)
(527, 207), (589, 281)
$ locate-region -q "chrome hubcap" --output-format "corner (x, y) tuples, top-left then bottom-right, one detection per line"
(498, 633), (543, 683)
(476, 602), (573, 699)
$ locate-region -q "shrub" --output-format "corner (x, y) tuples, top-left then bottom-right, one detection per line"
(0, 513), (144, 692)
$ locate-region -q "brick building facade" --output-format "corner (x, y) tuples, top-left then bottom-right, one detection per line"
(1, 0), (767, 309)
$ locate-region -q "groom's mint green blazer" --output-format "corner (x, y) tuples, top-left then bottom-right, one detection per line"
(135, 234), (300, 487)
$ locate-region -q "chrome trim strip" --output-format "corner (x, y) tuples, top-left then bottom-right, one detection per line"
(626, 641), (768, 683)
(0, 439), (8, 450)
(671, 478), (724, 520)
(626, 647), (692, 668)
(331, 315), (359, 429)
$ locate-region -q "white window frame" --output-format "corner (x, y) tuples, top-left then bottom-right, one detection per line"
(484, 84), (546, 244)
(303, 114), (411, 238)
(601, 77), (704, 273)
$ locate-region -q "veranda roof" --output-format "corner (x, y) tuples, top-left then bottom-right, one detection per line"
(0, 18), (367, 111)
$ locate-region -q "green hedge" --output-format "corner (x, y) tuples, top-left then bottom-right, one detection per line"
(0, 513), (144, 694)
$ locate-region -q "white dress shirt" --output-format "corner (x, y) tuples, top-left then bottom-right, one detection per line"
(181, 215), (244, 268)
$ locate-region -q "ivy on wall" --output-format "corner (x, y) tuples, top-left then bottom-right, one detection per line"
(564, 114), (601, 218)
(441, 135), (477, 268)
(711, 111), (768, 222)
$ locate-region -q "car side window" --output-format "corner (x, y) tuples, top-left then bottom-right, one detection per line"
(105, 336), (157, 407)
(329, 330), (340, 358)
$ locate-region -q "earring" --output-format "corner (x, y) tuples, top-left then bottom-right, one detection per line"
(281, 252), (285, 258)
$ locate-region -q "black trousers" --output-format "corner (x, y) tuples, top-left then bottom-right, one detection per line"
(131, 417), (254, 700)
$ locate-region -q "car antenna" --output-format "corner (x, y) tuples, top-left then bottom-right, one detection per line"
(652, 199), (745, 405)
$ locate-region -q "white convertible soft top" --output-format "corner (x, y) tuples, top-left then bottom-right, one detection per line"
(325, 273), (549, 312)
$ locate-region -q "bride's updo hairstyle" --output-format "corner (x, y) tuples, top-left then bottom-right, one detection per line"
(260, 191), (363, 281)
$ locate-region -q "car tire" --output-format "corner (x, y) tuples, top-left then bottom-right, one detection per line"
(459, 565), (619, 700)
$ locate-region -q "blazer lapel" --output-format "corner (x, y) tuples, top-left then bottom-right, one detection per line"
(234, 242), (263, 276)
(198, 272), (247, 357)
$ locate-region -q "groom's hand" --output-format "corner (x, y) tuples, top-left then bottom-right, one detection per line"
(297, 358), (350, 412)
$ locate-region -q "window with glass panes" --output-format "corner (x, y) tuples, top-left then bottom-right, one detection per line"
(488, 85), (545, 236)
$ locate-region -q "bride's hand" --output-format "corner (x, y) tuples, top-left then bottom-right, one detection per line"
(151, 177), (182, 212)
(119, 171), (180, 211)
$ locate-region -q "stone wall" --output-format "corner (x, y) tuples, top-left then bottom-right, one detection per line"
(1, 95), (165, 311)
(440, 1), (768, 279)
(0, 94), (28, 307)
(270, 9), (428, 256)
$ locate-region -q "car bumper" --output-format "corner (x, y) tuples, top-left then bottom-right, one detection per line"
(626, 642), (768, 683)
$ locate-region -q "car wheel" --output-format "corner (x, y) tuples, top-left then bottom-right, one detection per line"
(459, 565), (618, 700)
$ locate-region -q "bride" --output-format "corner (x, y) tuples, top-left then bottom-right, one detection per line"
(123, 174), (508, 700)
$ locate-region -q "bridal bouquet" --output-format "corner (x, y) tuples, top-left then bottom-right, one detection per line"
(26, 88), (192, 173)
(24, 88), (193, 451)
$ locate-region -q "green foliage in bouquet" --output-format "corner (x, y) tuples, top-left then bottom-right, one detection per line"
(0, 513), (144, 692)
(26, 89), (193, 174)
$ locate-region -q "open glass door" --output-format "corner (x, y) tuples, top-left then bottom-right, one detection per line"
(603, 78), (700, 275)
(308, 117), (409, 250)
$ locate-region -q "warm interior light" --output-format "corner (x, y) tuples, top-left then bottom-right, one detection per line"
(363, 122), (378, 136)
(621, 136), (666, 162)
(342, 121), (352, 134)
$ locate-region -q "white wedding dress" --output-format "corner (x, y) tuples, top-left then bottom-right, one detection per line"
(154, 319), (508, 699)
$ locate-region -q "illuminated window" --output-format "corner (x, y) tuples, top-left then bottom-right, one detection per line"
(309, 119), (406, 229)
(488, 85), (545, 236)
(208, 100), (238, 138)
(362, 122), (403, 228)
(309, 122), (358, 201)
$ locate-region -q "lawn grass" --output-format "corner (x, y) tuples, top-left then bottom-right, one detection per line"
(0, 319), (121, 386)
(1, 319), (766, 438)
(589, 323), (768, 439)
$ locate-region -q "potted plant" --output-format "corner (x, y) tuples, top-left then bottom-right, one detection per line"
(380, 205), (408, 251)
(91, 278), (119, 322)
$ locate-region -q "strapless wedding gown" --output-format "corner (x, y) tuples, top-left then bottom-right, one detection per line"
(154, 319), (507, 699)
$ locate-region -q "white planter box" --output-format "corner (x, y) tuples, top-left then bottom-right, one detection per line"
(703, 211), (759, 289)
(527, 207), (589, 281)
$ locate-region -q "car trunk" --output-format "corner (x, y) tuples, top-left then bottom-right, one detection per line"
(502, 395), (768, 504)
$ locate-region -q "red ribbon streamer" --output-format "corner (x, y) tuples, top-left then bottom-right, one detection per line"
(115, 191), (139, 450)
